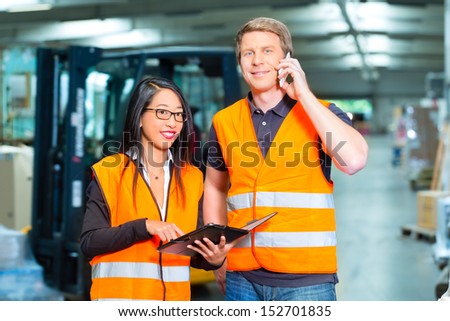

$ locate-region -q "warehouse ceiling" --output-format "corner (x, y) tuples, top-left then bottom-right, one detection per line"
(0, 0), (446, 87)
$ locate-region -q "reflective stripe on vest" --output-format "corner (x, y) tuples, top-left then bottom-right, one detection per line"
(92, 262), (190, 282)
(227, 191), (334, 211)
(235, 231), (337, 248)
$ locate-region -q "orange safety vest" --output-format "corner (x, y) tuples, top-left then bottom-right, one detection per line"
(90, 153), (203, 300)
(212, 98), (337, 274)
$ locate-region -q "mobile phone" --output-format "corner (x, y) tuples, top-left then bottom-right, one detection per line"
(278, 52), (291, 87)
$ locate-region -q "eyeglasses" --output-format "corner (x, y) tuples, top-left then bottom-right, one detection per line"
(144, 108), (187, 123)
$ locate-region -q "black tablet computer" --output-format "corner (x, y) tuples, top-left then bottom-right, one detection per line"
(157, 211), (277, 256)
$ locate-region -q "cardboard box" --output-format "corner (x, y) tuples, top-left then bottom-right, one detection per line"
(0, 146), (33, 231)
(417, 190), (450, 229)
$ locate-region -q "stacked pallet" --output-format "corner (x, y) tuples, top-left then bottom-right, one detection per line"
(402, 122), (450, 242)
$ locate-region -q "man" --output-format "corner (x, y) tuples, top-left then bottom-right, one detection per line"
(203, 17), (368, 301)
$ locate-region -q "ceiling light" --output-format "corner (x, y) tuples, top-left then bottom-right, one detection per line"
(17, 18), (132, 41)
(367, 54), (391, 68)
(76, 29), (162, 49)
(365, 35), (391, 52)
(343, 54), (362, 68)
(0, 0), (52, 12)
(8, 4), (52, 12)
(0, 0), (35, 9)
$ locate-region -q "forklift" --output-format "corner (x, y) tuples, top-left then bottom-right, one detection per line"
(29, 45), (242, 299)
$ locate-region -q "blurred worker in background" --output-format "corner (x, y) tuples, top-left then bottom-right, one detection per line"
(203, 17), (369, 301)
(80, 76), (233, 301)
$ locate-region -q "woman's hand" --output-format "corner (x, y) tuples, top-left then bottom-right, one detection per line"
(145, 220), (184, 242)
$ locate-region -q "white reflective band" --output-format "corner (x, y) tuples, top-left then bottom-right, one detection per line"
(227, 191), (334, 211)
(92, 262), (190, 282)
(234, 234), (252, 248)
(235, 231), (336, 248)
(256, 192), (334, 209)
(227, 192), (253, 211)
(161, 265), (190, 282)
(95, 298), (159, 301)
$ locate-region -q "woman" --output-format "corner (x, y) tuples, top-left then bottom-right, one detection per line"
(80, 76), (231, 300)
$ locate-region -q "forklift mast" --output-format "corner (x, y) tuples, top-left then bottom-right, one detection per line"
(30, 45), (241, 299)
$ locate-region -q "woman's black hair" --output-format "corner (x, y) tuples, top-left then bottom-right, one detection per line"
(120, 76), (195, 205)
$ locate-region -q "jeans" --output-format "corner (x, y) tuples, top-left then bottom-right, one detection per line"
(225, 271), (337, 301)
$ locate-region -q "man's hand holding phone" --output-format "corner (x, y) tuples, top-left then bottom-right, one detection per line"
(277, 52), (311, 102)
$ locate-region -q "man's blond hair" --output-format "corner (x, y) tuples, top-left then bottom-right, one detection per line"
(234, 17), (293, 61)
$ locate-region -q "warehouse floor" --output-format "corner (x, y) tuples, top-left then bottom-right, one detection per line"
(191, 134), (447, 301)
